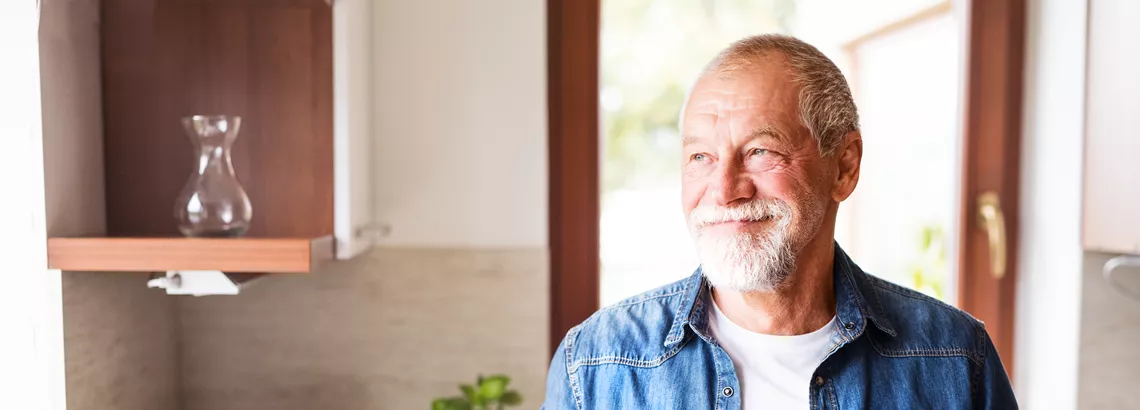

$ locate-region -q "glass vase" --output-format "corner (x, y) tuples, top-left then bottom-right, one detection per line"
(174, 115), (253, 237)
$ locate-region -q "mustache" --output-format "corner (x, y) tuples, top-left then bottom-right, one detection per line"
(688, 198), (793, 228)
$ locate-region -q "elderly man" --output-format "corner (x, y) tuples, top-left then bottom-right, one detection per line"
(543, 34), (1017, 409)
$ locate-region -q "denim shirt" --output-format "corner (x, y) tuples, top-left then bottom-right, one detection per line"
(543, 244), (1017, 409)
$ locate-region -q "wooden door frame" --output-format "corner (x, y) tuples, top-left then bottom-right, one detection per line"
(546, 0), (1027, 364)
(957, 0), (1026, 379)
(547, 0), (600, 354)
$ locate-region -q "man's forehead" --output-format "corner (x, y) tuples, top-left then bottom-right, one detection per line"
(683, 79), (797, 118)
(686, 98), (769, 114)
(682, 99), (797, 128)
(680, 89), (804, 142)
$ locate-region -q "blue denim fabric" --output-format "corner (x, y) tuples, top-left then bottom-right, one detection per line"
(543, 244), (1017, 409)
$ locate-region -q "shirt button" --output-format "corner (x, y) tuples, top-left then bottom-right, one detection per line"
(844, 322), (856, 330)
(815, 376), (825, 386)
(722, 386), (734, 397)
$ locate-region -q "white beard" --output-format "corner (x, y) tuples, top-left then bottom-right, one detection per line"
(689, 199), (799, 292)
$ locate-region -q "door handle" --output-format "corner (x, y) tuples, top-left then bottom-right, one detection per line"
(976, 191), (1007, 280)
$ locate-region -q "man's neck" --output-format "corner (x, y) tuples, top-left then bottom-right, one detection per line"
(711, 238), (837, 336)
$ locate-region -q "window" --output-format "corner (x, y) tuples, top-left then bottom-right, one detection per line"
(600, 0), (961, 305)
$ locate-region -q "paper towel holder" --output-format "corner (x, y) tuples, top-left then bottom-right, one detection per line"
(147, 270), (269, 296)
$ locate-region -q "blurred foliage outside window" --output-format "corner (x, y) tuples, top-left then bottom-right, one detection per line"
(599, 0), (958, 306)
(601, 0), (794, 192)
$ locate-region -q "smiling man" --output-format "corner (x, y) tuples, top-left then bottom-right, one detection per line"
(543, 34), (1017, 409)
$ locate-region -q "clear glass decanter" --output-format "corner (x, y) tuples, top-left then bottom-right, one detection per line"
(174, 115), (253, 237)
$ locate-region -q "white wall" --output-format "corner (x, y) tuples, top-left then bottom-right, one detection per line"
(371, 0), (548, 249)
(1082, 0), (1140, 255)
(0, 3), (64, 410)
(1013, 0), (1087, 407)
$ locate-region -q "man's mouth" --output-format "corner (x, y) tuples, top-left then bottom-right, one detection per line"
(703, 215), (774, 228)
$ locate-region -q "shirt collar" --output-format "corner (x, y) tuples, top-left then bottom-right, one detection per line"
(664, 242), (896, 347)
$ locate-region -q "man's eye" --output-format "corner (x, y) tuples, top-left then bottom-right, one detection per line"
(691, 153), (708, 162)
(750, 148), (769, 156)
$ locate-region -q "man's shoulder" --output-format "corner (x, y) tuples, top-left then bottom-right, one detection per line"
(559, 275), (695, 371)
(860, 272), (990, 360)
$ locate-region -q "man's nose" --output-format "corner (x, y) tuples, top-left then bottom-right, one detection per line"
(710, 159), (755, 206)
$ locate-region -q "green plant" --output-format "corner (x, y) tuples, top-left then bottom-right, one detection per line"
(910, 222), (948, 301)
(431, 374), (523, 410)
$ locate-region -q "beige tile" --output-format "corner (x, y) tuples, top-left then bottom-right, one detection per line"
(179, 247), (549, 410)
(63, 272), (181, 410)
(1078, 252), (1140, 409)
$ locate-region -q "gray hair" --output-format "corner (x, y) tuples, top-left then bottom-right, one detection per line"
(696, 34), (859, 156)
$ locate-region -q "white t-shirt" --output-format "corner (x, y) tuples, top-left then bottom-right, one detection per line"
(709, 300), (837, 409)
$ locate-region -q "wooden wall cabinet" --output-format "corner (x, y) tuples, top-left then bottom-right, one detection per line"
(1083, 0), (1140, 255)
(47, 0), (375, 273)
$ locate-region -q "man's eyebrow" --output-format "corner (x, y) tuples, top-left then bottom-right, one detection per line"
(746, 124), (787, 142)
(683, 125), (787, 147)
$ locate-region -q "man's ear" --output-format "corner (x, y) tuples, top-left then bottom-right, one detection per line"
(831, 131), (862, 202)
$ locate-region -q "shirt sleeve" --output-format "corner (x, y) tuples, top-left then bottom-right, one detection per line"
(976, 328), (1018, 409)
(542, 335), (579, 410)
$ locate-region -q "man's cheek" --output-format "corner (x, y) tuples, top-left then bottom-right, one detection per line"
(751, 176), (793, 200)
(680, 185), (705, 214)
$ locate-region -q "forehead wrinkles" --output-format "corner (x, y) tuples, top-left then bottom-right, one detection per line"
(685, 98), (775, 141)
(685, 100), (763, 138)
(687, 96), (767, 117)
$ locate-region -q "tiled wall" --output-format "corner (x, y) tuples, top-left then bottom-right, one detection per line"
(62, 273), (182, 410)
(178, 247), (549, 410)
(1078, 252), (1140, 409)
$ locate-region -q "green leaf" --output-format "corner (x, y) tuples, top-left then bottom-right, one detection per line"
(432, 397), (471, 410)
(500, 390), (523, 406)
(480, 375), (510, 400)
(460, 385), (476, 400)
(452, 398), (473, 410)
(432, 399), (449, 410)
(472, 395), (486, 408)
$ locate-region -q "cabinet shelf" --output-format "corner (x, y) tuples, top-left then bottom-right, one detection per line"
(47, 236), (334, 274)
